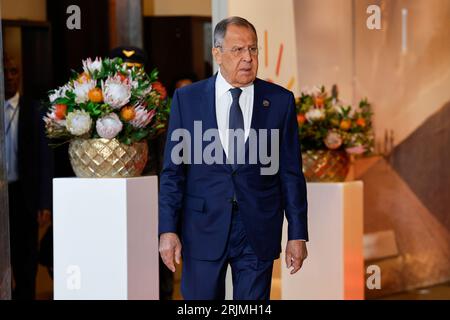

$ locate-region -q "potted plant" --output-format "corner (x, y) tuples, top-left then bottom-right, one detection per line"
(296, 85), (374, 182)
(43, 57), (170, 178)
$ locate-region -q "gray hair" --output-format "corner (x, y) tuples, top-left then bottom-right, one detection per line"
(213, 16), (258, 48)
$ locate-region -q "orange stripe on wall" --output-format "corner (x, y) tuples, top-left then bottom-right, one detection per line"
(264, 30), (268, 68)
(276, 43), (283, 76)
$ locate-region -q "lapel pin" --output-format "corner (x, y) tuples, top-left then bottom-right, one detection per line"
(262, 99), (270, 108)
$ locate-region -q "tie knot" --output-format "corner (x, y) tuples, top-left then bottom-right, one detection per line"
(229, 88), (242, 101)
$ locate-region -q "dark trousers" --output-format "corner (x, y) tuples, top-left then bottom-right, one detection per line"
(159, 255), (174, 300)
(8, 181), (39, 300)
(181, 205), (274, 300)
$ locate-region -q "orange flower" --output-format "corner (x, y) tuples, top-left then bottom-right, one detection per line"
(314, 96), (325, 108)
(117, 73), (128, 82)
(297, 113), (306, 125)
(120, 105), (136, 121)
(152, 81), (167, 100)
(340, 119), (352, 131)
(356, 118), (366, 128)
(88, 88), (103, 103)
(55, 104), (67, 120)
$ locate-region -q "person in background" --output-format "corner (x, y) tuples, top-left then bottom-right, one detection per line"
(3, 55), (53, 299)
(169, 72), (198, 98)
(109, 45), (148, 69)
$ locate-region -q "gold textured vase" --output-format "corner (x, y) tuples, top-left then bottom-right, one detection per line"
(68, 138), (148, 178)
(301, 149), (350, 182)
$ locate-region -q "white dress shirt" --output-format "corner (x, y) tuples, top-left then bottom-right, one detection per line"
(215, 69), (254, 157)
(4, 92), (20, 182)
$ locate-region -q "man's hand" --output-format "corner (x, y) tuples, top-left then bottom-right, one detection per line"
(285, 240), (308, 275)
(38, 209), (52, 227)
(159, 232), (182, 273)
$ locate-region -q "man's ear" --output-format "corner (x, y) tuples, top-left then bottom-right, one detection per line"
(212, 47), (222, 66)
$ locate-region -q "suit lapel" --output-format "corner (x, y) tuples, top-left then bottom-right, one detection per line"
(204, 74), (218, 131)
(204, 74), (232, 172)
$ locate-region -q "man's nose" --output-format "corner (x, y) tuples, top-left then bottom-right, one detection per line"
(241, 48), (253, 62)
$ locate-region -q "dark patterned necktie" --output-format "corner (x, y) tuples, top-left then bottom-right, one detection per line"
(228, 87), (244, 170)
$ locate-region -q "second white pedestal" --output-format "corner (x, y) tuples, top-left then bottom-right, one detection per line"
(281, 181), (364, 300)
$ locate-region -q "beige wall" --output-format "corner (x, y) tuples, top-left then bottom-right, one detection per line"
(1, 0), (47, 21)
(228, 0), (300, 94)
(294, 0), (450, 146)
(354, 0), (450, 146)
(294, 0), (354, 104)
(143, 0), (211, 16)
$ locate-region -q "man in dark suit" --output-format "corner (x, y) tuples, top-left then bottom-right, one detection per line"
(159, 17), (308, 300)
(4, 55), (53, 299)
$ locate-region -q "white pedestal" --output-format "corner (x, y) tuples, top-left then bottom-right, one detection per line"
(53, 176), (159, 300)
(281, 181), (364, 300)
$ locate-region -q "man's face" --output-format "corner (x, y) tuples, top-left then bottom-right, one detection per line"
(4, 57), (20, 100)
(212, 25), (258, 87)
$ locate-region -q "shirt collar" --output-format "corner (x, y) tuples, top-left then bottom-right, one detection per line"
(216, 69), (253, 98)
(6, 92), (20, 109)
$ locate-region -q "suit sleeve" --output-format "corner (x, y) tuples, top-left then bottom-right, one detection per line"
(280, 92), (309, 241)
(158, 90), (186, 235)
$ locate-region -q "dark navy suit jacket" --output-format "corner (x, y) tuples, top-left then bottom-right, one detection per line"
(159, 75), (308, 261)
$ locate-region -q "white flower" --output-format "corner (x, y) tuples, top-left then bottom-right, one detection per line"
(301, 85), (321, 96)
(324, 130), (343, 150)
(49, 84), (73, 103)
(131, 79), (139, 90)
(130, 105), (156, 128)
(65, 110), (92, 136)
(305, 108), (325, 123)
(333, 103), (356, 118)
(96, 113), (123, 139)
(333, 104), (345, 114)
(82, 57), (103, 75)
(73, 79), (96, 104)
(102, 75), (132, 109)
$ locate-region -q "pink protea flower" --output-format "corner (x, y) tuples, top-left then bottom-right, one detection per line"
(130, 105), (156, 128)
(82, 57), (103, 75)
(73, 79), (96, 104)
(102, 75), (132, 109)
(49, 84), (73, 103)
(96, 113), (123, 139)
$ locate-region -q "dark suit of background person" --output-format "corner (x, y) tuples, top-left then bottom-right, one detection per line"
(158, 17), (309, 300)
(3, 56), (53, 300)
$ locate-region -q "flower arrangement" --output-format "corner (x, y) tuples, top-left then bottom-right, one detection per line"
(296, 85), (374, 156)
(43, 57), (170, 145)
